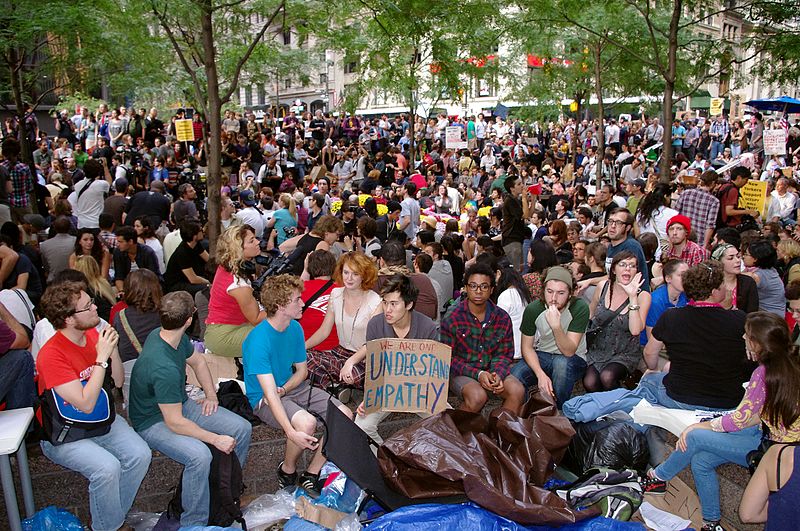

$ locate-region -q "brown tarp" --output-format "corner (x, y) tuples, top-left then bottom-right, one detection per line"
(377, 389), (596, 526)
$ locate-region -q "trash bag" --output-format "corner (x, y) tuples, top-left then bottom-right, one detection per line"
(240, 489), (296, 529)
(364, 502), (647, 531)
(377, 388), (593, 527)
(125, 512), (164, 530)
(217, 380), (261, 426)
(563, 420), (650, 475)
(22, 506), (84, 531)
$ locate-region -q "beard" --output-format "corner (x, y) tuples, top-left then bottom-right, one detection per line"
(74, 315), (100, 331)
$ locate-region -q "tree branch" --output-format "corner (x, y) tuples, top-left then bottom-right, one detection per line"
(211, 0), (248, 11)
(221, 0), (286, 103)
(150, 1), (205, 103)
(357, 0), (394, 38)
(623, 0), (665, 72)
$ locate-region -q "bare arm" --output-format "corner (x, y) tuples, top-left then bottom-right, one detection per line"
(229, 286), (266, 326)
(0, 303), (30, 349)
(159, 403), (235, 453)
(643, 335), (664, 370)
(738, 445), (775, 524)
(52, 327), (118, 412)
(0, 246), (19, 285)
(305, 299), (335, 349)
(256, 371), (318, 450)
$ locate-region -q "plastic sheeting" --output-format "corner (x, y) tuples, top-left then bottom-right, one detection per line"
(378, 389), (593, 526)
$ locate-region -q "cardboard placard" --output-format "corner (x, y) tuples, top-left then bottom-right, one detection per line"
(363, 338), (451, 415)
(445, 126), (467, 149)
(764, 129), (787, 156)
(175, 119), (195, 142)
(737, 179), (768, 217)
(710, 98), (725, 116)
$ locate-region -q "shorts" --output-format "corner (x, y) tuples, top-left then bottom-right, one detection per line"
(204, 322), (254, 358)
(253, 380), (342, 429)
(449, 374), (479, 395)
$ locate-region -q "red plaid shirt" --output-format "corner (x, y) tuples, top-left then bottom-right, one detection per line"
(675, 188), (719, 243)
(666, 240), (708, 266)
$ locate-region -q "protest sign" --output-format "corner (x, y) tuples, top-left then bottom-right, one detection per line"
(738, 179), (768, 217)
(709, 98), (724, 116)
(175, 119), (195, 142)
(764, 129), (787, 156)
(363, 338), (451, 415)
(445, 126), (467, 149)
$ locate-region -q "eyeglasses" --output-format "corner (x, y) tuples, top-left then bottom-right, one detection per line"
(607, 219), (629, 227)
(617, 262), (638, 270)
(467, 282), (492, 291)
(72, 302), (95, 314)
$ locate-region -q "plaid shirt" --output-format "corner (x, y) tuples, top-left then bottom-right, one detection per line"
(675, 188), (719, 243)
(710, 119), (729, 142)
(666, 240), (708, 266)
(99, 230), (118, 251)
(440, 298), (514, 381)
(1, 160), (33, 208)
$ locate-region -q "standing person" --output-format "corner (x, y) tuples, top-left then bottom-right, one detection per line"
(243, 274), (353, 491)
(1, 139), (34, 223)
(440, 262), (525, 414)
(397, 182), (420, 242)
(584, 252), (651, 392)
(130, 291), (251, 527)
(709, 114), (730, 161)
(36, 281), (151, 531)
(512, 266), (590, 407)
(718, 166), (759, 229)
(675, 171), (720, 250)
(354, 274), (440, 444)
(501, 174), (529, 271)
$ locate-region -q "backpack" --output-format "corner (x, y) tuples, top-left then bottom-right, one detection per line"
(119, 164), (134, 184)
(165, 443), (247, 529)
(555, 467), (642, 521)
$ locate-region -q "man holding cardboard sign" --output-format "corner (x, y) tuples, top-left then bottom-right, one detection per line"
(356, 274), (443, 444)
(440, 262), (525, 414)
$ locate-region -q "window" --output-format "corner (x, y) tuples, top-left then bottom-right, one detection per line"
(245, 85), (253, 107)
(320, 73), (328, 85)
(258, 85), (266, 106)
(282, 30), (291, 45)
(344, 61), (358, 74)
(285, 78), (291, 90)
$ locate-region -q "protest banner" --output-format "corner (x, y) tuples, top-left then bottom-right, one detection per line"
(363, 338), (451, 415)
(764, 129), (787, 156)
(709, 98), (724, 116)
(738, 179), (768, 217)
(445, 126), (467, 149)
(174, 119), (195, 142)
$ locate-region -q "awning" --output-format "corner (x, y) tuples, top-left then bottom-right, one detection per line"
(689, 96), (730, 110)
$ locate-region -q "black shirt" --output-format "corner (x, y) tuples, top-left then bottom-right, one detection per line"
(125, 190), (171, 227)
(164, 241), (205, 286)
(309, 118), (326, 141)
(654, 306), (754, 409)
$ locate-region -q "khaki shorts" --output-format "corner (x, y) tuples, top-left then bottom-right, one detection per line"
(204, 322), (254, 358)
(254, 380), (342, 429)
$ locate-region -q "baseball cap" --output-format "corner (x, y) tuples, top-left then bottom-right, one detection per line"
(23, 214), (46, 231)
(631, 178), (646, 190)
(239, 189), (257, 207)
(544, 266), (574, 290)
(667, 214), (691, 233)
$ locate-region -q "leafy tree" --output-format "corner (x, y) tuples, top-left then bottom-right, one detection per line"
(746, 1), (800, 88)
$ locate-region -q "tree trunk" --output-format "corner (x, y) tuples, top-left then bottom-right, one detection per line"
(659, 0), (682, 183)
(409, 104), (416, 173)
(571, 92), (582, 167)
(200, 5), (222, 254)
(593, 42), (605, 185)
(7, 47), (33, 164)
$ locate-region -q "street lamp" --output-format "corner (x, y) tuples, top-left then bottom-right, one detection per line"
(324, 49), (335, 113)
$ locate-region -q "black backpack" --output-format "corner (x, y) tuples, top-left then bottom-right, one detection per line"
(166, 444), (247, 529)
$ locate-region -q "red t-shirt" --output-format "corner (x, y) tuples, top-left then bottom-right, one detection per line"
(36, 328), (101, 394)
(207, 266), (249, 326)
(299, 279), (339, 351)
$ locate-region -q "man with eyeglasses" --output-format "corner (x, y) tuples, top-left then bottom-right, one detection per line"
(37, 281), (151, 531)
(440, 262), (525, 414)
(606, 208), (650, 290)
(130, 291), (251, 527)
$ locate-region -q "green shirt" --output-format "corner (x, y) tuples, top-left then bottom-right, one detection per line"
(74, 151), (89, 169)
(519, 298), (590, 360)
(129, 328), (193, 432)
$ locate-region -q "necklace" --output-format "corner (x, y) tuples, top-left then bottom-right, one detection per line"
(340, 290), (363, 347)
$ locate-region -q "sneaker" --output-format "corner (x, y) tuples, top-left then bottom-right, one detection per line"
(639, 475), (667, 495)
(299, 471), (321, 495)
(276, 461), (297, 490)
(701, 522), (726, 531)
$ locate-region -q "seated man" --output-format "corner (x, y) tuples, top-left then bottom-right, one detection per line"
(354, 274), (440, 444)
(242, 274), (352, 492)
(664, 214), (708, 266)
(440, 262), (524, 414)
(0, 301), (34, 409)
(114, 226), (162, 294)
(511, 266), (589, 408)
(129, 291), (251, 527)
(37, 281), (151, 531)
(163, 221), (210, 294)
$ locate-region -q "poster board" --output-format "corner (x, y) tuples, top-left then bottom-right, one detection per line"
(174, 119), (195, 142)
(642, 476), (737, 531)
(737, 179), (768, 218)
(709, 98), (725, 116)
(445, 126), (467, 149)
(363, 338), (451, 415)
(764, 129), (787, 156)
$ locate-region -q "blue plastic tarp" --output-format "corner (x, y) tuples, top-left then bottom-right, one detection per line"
(365, 503), (646, 531)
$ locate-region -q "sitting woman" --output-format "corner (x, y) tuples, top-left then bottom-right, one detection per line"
(133, 215), (166, 275)
(69, 228), (112, 280)
(304, 252), (381, 394)
(743, 239), (786, 317)
(112, 269), (162, 406)
(204, 224), (265, 358)
(711, 243), (759, 313)
(266, 192), (298, 248)
(522, 239), (558, 300)
(648, 311), (800, 531)
(584, 251), (651, 392)
(73, 255), (117, 322)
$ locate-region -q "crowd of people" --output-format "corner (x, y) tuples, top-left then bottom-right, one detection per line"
(0, 103), (799, 531)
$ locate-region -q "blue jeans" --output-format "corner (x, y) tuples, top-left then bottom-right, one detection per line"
(41, 416), (151, 531)
(138, 399), (252, 526)
(512, 351), (587, 407)
(654, 425), (761, 522)
(0, 349), (35, 409)
(710, 140), (725, 160)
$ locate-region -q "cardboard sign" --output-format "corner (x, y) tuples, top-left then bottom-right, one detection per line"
(363, 338), (451, 415)
(738, 179), (768, 217)
(709, 97), (724, 116)
(174, 119), (195, 142)
(445, 126), (467, 149)
(764, 129), (787, 156)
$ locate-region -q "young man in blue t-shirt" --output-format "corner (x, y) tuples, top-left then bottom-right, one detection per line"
(242, 274), (352, 493)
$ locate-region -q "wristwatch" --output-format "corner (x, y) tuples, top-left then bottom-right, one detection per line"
(94, 361), (109, 369)
(628, 304), (640, 311)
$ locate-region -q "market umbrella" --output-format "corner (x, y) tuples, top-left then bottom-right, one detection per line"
(744, 95), (800, 114)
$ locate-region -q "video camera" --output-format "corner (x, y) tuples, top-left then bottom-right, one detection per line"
(242, 253), (297, 301)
